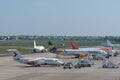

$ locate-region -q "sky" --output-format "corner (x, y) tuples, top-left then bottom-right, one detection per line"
(0, 0), (120, 36)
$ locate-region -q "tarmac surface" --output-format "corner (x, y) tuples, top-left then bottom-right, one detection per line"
(0, 51), (120, 80)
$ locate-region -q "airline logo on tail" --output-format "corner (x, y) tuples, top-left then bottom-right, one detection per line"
(7, 49), (18, 57)
(48, 41), (57, 53)
(13, 51), (17, 57)
(70, 41), (79, 49)
(7, 49), (22, 59)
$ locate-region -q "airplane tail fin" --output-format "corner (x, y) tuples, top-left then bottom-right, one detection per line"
(48, 41), (64, 58)
(48, 41), (57, 53)
(70, 41), (79, 49)
(7, 49), (23, 60)
(34, 40), (37, 48)
(107, 40), (113, 46)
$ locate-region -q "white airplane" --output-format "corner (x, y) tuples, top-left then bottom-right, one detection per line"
(33, 40), (46, 53)
(62, 49), (107, 57)
(48, 41), (108, 58)
(107, 40), (120, 48)
(71, 41), (115, 56)
(7, 49), (64, 67)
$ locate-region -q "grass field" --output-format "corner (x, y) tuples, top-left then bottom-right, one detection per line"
(0, 40), (102, 54)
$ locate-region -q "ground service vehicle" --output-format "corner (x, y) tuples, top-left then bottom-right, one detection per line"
(63, 62), (73, 69)
(102, 60), (119, 68)
(78, 58), (94, 67)
(74, 62), (81, 69)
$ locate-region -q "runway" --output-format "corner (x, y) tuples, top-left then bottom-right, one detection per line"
(0, 52), (120, 80)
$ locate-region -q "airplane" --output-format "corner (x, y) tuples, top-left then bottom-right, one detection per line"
(71, 40), (112, 50)
(48, 41), (108, 58)
(7, 49), (64, 67)
(33, 40), (46, 53)
(106, 40), (120, 48)
(71, 40), (115, 56)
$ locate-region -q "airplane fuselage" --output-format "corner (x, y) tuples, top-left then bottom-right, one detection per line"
(15, 57), (64, 66)
(61, 49), (108, 56)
